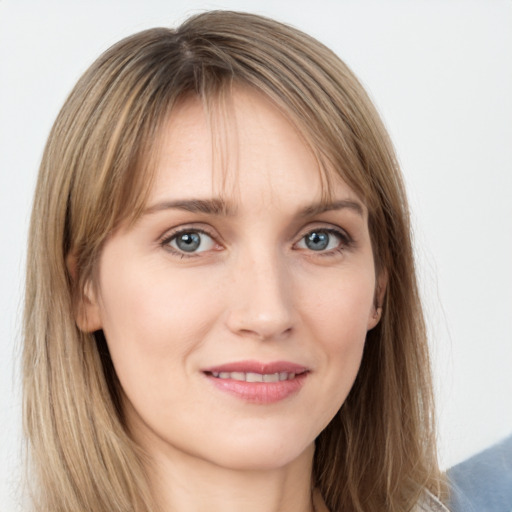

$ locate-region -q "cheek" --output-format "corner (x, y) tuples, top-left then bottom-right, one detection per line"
(96, 255), (221, 394)
(100, 252), (215, 333)
(301, 264), (376, 343)
(298, 266), (375, 413)
(313, 286), (370, 374)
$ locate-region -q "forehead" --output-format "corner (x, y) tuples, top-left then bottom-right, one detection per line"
(148, 87), (362, 213)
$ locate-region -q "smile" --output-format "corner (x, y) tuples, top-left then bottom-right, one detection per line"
(203, 361), (309, 404)
(209, 371), (298, 382)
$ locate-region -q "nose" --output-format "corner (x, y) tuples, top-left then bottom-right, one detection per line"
(225, 249), (295, 341)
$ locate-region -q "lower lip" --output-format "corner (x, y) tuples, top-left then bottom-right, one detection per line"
(204, 373), (308, 404)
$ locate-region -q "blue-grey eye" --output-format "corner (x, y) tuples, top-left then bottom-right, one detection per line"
(169, 231), (215, 253)
(297, 230), (342, 252)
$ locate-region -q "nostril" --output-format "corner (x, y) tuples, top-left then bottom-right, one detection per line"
(230, 322), (294, 341)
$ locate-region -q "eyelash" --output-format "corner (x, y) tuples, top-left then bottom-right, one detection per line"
(296, 228), (353, 257)
(159, 226), (353, 258)
(160, 227), (219, 259)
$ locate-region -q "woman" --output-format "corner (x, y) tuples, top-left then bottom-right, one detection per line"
(23, 10), (448, 512)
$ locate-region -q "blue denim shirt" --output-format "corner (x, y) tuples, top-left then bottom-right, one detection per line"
(448, 435), (512, 512)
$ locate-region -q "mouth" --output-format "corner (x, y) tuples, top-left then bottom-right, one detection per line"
(206, 370), (301, 382)
(202, 361), (309, 404)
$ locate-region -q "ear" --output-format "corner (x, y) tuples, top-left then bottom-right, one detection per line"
(66, 253), (103, 333)
(367, 270), (388, 330)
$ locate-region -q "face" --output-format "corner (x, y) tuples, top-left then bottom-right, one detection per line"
(82, 87), (382, 471)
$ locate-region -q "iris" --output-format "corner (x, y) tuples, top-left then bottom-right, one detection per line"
(305, 231), (330, 251)
(175, 232), (201, 252)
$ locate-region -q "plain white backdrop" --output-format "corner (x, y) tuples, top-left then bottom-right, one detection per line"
(1, 1), (511, 509)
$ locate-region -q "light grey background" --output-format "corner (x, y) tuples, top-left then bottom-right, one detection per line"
(1, 1), (511, 509)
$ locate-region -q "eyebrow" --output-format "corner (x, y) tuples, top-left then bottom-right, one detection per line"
(143, 198), (364, 218)
(298, 199), (364, 217)
(143, 198), (236, 216)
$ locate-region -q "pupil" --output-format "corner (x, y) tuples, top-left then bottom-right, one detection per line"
(176, 232), (201, 252)
(306, 231), (329, 251)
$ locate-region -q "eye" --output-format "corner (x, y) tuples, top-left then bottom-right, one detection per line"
(164, 230), (216, 254)
(295, 229), (346, 252)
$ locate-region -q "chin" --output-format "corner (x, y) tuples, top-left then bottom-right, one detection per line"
(199, 435), (315, 472)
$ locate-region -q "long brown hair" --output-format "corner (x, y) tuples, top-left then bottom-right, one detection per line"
(23, 10), (444, 511)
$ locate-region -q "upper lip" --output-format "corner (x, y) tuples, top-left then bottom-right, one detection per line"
(202, 360), (309, 374)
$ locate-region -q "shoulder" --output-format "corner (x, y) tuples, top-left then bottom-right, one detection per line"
(447, 434), (512, 512)
(415, 489), (450, 512)
(314, 488), (450, 512)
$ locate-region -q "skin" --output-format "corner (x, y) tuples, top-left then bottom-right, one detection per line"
(81, 87), (383, 512)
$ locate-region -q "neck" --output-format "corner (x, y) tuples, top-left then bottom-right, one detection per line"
(146, 442), (317, 512)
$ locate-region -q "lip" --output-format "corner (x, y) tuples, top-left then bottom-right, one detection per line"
(203, 360), (308, 374)
(202, 360), (309, 404)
